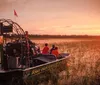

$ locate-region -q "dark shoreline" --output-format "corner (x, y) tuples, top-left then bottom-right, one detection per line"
(29, 35), (100, 39)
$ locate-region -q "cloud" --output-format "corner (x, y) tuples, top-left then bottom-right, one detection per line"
(1, 0), (100, 13)
(1, 0), (100, 35)
(0, 0), (28, 12)
(0, 0), (8, 10)
(0, 0), (14, 12)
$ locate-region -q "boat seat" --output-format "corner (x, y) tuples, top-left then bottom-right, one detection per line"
(34, 54), (56, 62)
(32, 54), (56, 66)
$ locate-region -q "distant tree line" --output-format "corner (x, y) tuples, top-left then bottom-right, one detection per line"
(28, 34), (100, 39)
(2, 34), (100, 39)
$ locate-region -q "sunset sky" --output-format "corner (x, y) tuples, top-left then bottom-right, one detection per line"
(0, 0), (100, 35)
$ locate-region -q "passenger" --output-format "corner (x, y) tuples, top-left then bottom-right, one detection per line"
(35, 45), (41, 54)
(42, 43), (49, 54)
(51, 47), (59, 58)
(50, 44), (55, 54)
(31, 43), (41, 55)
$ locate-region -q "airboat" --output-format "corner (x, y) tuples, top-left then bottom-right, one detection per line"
(0, 19), (69, 85)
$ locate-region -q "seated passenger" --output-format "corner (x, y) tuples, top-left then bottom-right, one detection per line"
(42, 43), (49, 54)
(35, 45), (41, 54)
(51, 47), (59, 58)
(31, 43), (41, 56)
(50, 44), (55, 54)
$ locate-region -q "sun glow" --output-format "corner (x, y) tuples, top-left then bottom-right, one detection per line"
(1, 0), (100, 35)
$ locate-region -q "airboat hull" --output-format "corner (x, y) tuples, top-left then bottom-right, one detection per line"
(0, 54), (69, 85)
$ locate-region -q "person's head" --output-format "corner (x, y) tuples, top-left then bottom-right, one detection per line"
(52, 44), (55, 48)
(45, 43), (48, 46)
(55, 47), (58, 50)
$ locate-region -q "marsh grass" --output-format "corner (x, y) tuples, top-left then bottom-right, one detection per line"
(37, 39), (100, 85)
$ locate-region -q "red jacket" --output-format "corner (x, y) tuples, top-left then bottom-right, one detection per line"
(51, 49), (59, 58)
(42, 46), (49, 54)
